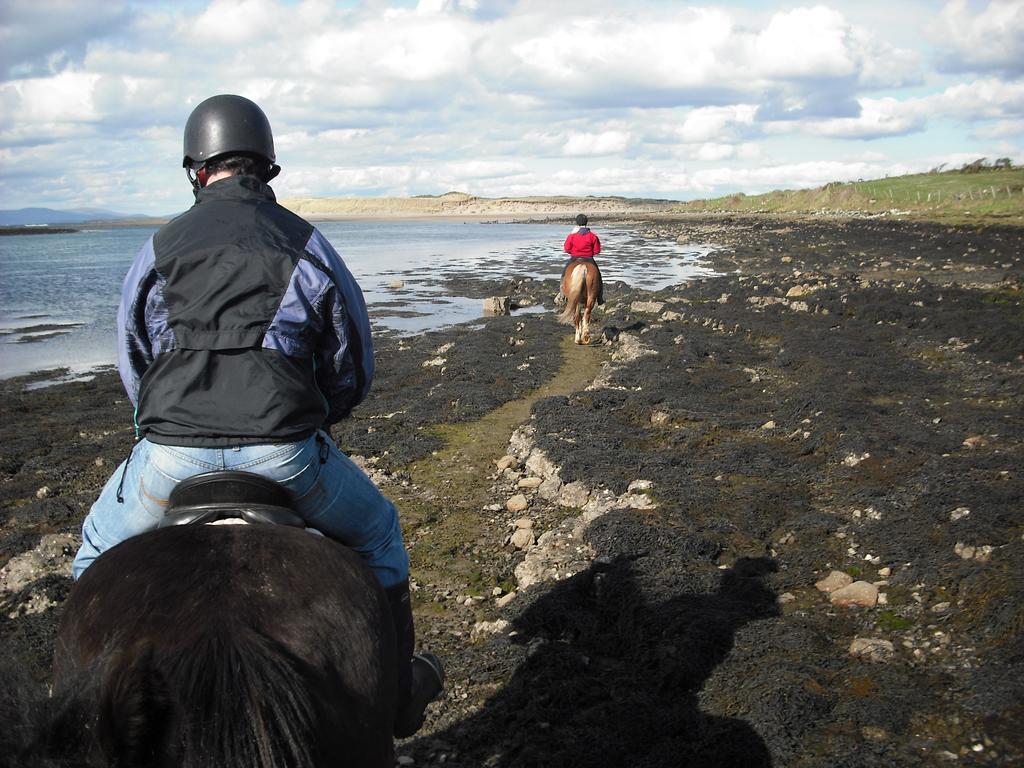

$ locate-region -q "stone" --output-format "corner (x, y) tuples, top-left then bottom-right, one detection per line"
(830, 581), (879, 607)
(35, 486), (50, 499)
(473, 619), (511, 637)
(0, 533), (77, 595)
(537, 475), (563, 500)
(495, 455), (516, 471)
(761, 420), (776, 430)
(513, 517), (533, 530)
(650, 410), (671, 425)
(962, 435), (987, 449)
(496, 592), (517, 608)
(842, 452), (870, 467)
(815, 570), (853, 593)
(627, 479), (653, 492)
(630, 301), (664, 314)
(506, 494), (528, 513)
(510, 528), (535, 549)
(949, 506), (971, 521)
(849, 637), (895, 662)
(483, 296), (511, 315)
(557, 481), (590, 508)
(786, 285), (811, 298)
(518, 476), (543, 489)
(525, 449), (557, 479)
(388, 279), (404, 289)
(617, 492), (655, 510)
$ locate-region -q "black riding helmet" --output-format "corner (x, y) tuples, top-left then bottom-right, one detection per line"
(183, 94), (277, 168)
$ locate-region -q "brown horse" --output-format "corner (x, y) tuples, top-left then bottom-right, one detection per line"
(558, 260), (601, 344)
(48, 521), (398, 768)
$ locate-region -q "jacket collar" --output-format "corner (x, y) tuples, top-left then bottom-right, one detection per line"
(196, 174), (277, 205)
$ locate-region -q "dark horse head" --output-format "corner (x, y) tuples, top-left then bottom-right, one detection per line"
(38, 524), (397, 767)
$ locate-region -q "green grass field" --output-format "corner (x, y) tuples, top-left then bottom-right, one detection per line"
(675, 166), (1024, 224)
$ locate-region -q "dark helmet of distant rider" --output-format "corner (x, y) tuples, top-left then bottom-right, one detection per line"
(182, 94), (281, 194)
(575, 213), (588, 227)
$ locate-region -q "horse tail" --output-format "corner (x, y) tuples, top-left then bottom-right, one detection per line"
(558, 264), (586, 325)
(99, 631), (318, 768)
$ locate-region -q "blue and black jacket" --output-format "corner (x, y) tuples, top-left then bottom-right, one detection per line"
(117, 175), (374, 447)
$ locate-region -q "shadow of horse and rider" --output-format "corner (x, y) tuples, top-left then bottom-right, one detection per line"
(416, 552), (780, 768)
(9, 503), (780, 768)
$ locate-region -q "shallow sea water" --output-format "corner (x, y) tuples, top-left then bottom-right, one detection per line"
(0, 220), (715, 380)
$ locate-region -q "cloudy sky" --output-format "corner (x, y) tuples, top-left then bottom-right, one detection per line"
(1, 0), (1022, 215)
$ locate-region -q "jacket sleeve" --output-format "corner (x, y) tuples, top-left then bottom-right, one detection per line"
(564, 233), (573, 253)
(305, 228), (375, 423)
(117, 236), (159, 407)
(591, 233), (601, 255)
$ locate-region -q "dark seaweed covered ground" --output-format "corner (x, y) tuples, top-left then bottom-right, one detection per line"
(1, 216), (1022, 766)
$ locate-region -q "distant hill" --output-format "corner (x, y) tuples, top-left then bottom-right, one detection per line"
(674, 165), (1024, 223)
(0, 207), (143, 226)
(279, 192), (680, 219)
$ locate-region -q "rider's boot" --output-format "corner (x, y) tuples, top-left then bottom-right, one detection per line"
(385, 579), (445, 738)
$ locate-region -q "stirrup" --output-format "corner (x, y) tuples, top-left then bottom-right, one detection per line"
(395, 652), (445, 738)
(413, 652), (445, 696)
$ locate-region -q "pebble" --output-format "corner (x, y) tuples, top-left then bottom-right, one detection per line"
(496, 592), (517, 608)
(761, 420), (776, 430)
(510, 528), (535, 550)
(473, 619), (510, 636)
(495, 455), (516, 471)
(513, 517), (533, 530)
(849, 637), (895, 662)
(517, 477), (543, 489)
(829, 581), (879, 607)
(36, 486), (51, 499)
(650, 410), (671, 425)
(815, 570), (853, 593)
(506, 494), (528, 513)
(397, 756), (415, 766)
(949, 506), (971, 521)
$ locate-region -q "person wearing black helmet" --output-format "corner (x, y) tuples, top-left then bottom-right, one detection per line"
(72, 94), (443, 739)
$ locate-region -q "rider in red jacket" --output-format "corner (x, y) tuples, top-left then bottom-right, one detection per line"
(561, 214), (604, 304)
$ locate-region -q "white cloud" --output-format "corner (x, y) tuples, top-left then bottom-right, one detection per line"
(933, 0), (1024, 75)
(562, 130), (633, 157)
(0, 1), (1021, 213)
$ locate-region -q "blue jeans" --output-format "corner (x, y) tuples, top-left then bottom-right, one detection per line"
(72, 431), (409, 588)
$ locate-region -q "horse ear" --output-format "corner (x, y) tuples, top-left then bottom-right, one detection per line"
(98, 642), (181, 768)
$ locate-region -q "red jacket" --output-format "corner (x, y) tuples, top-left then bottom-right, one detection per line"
(564, 227), (601, 259)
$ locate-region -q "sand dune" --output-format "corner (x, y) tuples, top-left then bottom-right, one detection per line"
(279, 191), (679, 219)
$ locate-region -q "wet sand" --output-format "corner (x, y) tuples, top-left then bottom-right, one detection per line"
(1, 215), (1022, 766)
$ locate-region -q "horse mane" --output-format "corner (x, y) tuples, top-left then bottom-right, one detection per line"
(97, 629), (321, 768)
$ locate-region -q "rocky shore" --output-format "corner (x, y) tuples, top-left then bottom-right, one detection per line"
(1, 215), (1022, 766)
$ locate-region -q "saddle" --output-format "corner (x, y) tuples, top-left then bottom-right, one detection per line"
(158, 470), (306, 529)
